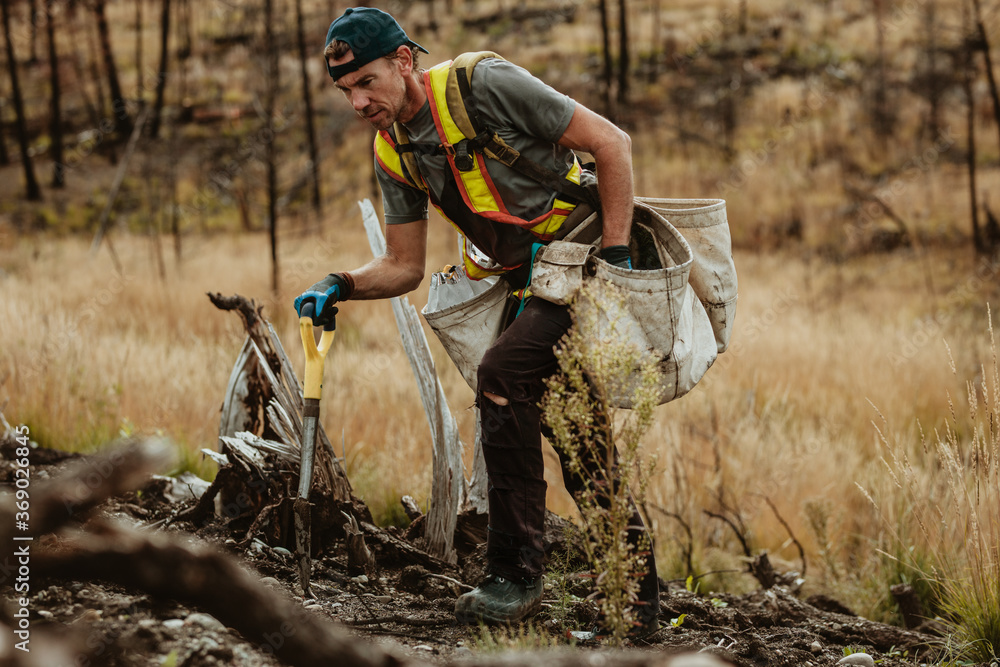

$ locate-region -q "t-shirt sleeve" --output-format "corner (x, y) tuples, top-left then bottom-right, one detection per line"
(375, 156), (429, 225)
(474, 59), (576, 143)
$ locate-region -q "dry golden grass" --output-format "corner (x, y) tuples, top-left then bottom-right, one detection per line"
(2, 223), (997, 615)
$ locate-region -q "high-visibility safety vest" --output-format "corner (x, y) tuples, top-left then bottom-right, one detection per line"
(374, 52), (591, 279)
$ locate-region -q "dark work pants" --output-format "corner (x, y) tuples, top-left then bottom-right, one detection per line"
(476, 296), (660, 608)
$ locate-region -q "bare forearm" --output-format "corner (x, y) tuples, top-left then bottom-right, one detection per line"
(591, 133), (634, 248)
(346, 254), (424, 300)
(556, 106), (635, 248)
(343, 218), (427, 299)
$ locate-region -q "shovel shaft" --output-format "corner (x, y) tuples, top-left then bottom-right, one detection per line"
(295, 309), (334, 598)
(299, 406), (320, 499)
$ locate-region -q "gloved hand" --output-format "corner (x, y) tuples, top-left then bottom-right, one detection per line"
(294, 273), (352, 326)
(600, 245), (632, 270)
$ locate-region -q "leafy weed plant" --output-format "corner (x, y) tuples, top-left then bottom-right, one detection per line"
(541, 281), (662, 646)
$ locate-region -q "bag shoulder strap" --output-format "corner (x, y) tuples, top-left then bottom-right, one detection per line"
(389, 123), (428, 194)
(446, 51), (504, 139)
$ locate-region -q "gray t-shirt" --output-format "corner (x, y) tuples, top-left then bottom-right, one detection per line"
(377, 58), (585, 225)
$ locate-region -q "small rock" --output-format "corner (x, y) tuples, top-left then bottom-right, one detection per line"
(352, 575), (369, 584)
(810, 640), (823, 653)
(186, 612), (226, 633)
(304, 604), (323, 611)
(272, 547), (292, 558)
(837, 654), (875, 667)
(37, 610), (54, 620)
(832, 623), (843, 631)
(455, 647), (473, 657)
(330, 603), (343, 609)
(374, 596), (392, 604)
(163, 619), (185, 630)
(413, 644), (435, 652)
(196, 636), (221, 653)
(260, 577), (281, 588)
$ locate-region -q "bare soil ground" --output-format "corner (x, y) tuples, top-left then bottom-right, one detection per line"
(2, 443), (966, 667)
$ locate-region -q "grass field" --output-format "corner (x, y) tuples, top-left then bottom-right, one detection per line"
(2, 223), (997, 627)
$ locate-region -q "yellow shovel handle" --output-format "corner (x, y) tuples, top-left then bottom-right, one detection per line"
(300, 316), (335, 400)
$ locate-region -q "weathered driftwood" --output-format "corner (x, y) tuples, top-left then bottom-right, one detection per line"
(211, 292), (351, 503)
(343, 511), (377, 576)
(466, 419), (489, 514)
(359, 199), (465, 564)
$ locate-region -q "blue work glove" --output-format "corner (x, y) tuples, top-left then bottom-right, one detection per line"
(600, 245), (633, 269)
(294, 273), (350, 326)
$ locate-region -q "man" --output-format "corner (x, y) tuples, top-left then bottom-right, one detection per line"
(295, 7), (659, 632)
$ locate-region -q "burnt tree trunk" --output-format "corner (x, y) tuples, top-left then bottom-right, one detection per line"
(970, 0), (1000, 156)
(598, 0), (613, 117)
(295, 0), (322, 215)
(94, 0), (133, 137)
(963, 4), (982, 253)
(0, 109), (8, 166)
(149, 0), (171, 139)
(46, 0), (64, 188)
(27, 0), (39, 63)
(872, 0), (892, 144)
(616, 0), (629, 105)
(264, 0), (279, 293)
(67, 3), (101, 132)
(922, 0), (941, 141)
(1, 0), (43, 201)
(135, 0), (143, 94)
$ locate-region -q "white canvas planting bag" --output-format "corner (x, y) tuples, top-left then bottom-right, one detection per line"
(421, 268), (510, 391)
(532, 198), (736, 407)
(635, 197), (737, 353)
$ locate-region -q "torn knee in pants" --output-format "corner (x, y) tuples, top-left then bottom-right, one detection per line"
(483, 391), (509, 406)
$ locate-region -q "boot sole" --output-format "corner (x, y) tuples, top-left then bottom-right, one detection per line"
(454, 597), (542, 625)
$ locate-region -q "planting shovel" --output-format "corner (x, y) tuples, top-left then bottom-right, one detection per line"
(295, 302), (336, 597)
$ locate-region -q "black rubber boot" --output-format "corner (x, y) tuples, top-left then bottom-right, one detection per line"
(454, 574), (543, 625)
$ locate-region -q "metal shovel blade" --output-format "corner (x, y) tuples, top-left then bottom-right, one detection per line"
(295, 402), (320, 597)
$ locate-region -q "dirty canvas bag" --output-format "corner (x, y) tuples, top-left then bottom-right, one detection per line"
(421, 268), (510, 391)
(636, 197), (737, 353)
(530, 241), (597, 306)
(532, 200), (723, 407)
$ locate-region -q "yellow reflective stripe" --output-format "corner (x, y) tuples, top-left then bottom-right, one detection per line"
(427, 64), (504, 215)
(374, 133), (406, 181)
(427, 63), (465, 145)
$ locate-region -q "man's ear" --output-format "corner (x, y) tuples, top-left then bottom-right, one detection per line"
(394, 45), (414, 75)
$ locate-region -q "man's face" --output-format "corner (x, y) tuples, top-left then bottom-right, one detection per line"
(330, 49), (409, 131)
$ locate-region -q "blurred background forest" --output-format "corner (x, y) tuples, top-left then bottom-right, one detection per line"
(2, 0), (1000, 648)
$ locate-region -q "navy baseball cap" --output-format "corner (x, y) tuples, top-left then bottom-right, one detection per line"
(324, 7), (428, 81)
